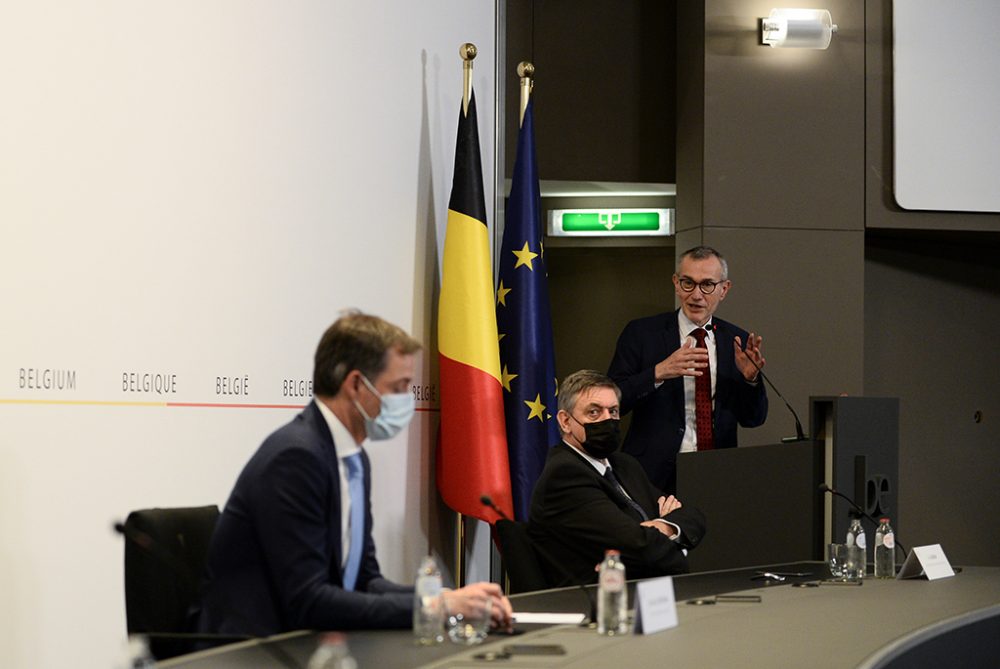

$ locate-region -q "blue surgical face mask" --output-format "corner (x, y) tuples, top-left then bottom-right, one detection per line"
(353, 374), (415, 441)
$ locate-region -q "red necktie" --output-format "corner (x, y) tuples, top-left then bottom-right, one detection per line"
(691, 328), (714, 450)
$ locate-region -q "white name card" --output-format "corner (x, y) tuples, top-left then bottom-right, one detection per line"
(897, 544), (956, 580)
(633, 576), (678, 635)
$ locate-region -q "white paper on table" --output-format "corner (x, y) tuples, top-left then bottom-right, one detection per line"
(512, 612), (587, 625)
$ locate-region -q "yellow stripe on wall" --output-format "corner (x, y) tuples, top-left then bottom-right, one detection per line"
(438, 209), (502, 382)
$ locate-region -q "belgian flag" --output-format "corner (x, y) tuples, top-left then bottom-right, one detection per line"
(437, 91), (513, 523)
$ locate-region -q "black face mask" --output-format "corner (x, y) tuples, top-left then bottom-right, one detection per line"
(572, 416), (621, 459)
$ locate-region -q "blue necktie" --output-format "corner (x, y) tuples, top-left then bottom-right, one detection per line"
(342, 452), (365, 591)
(604, 467), (649, 521)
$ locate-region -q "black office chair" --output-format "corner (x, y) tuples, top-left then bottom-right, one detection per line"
(121, 505), (241, 659)
(495, 519), (549, 594)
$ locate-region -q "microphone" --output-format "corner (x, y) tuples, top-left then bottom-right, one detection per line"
(729, 330), (808, 443)
(480, 494), (510, 521)
(817, 484), (907, 558)
(480, 495), (597, 626)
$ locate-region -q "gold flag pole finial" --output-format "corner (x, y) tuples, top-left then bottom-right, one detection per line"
(460, 42), (477, 117)
(517, 61), (534, 128)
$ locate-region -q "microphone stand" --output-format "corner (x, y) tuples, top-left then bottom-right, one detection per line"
(818, 485), (908, 560)
(738, 348), (808, 443)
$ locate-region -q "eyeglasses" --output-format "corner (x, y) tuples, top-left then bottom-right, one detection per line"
(677, 277), (724, 294)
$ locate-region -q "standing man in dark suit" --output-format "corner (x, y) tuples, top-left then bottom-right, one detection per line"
(608, 246), (768, 495)
(528, 370), (706, 587)
(197, 312), (512, 636)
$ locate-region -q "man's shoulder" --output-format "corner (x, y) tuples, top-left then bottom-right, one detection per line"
(250, 407), (330, 468)
(541, 442), (586, 469)
(537, 443), (596, 482)
(621, 311), (678, 335)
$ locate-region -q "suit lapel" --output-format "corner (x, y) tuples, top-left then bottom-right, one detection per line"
(658, 311), (684, 395)
(606, 456), (654, 521)
(713, 320), (737, 412)
(560, 443), (629, 505)
(303, 403), (346, 583)
(660, 310), (681, 358)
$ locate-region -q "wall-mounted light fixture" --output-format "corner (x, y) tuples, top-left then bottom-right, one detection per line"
(761, 8), (837, 49)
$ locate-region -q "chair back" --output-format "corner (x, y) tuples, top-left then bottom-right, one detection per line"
(122, 505), (220, 652)
(495, 519), (549, 594)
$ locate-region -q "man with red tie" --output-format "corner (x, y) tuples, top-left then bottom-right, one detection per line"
(607, 246), (768, 495)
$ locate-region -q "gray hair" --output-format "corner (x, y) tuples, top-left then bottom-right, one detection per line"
(558, 370), (621, 415)
(679, 245), (728, 280)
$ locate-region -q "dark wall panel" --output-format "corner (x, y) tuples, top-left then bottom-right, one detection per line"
(864, 236), (1000, 566)
(505, 0), (676, 182)
(546, 244), (675, 382)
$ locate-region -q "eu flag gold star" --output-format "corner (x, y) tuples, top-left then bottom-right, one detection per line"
(497, 280), (512, 306)
(524, 393), (546, 421)
(512, 241), (539, 270)
(501, 365), (518, 392)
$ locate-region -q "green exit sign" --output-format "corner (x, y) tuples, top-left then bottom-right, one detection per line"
(548, 208), (674, 236)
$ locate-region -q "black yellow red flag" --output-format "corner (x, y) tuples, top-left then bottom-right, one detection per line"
(436, 91), (513, 523)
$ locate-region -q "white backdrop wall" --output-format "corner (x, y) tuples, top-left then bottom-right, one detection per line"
(0, 2), (497, 667)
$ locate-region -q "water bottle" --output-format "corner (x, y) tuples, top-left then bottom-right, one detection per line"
(874, 517), (895, 579)
(413, 555), (444, 644)
(306, 633), (357, 669)
(845, 511), (867, 578)
(597, 549), (628, 635)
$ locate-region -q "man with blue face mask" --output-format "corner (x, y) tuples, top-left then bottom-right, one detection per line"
(196, 312), (513, 637)
(527, 370), (707, 587)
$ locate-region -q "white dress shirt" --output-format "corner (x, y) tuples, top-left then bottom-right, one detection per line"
(315, 399), (365, 569)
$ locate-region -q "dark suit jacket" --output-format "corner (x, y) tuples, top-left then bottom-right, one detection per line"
(195, 401), (411, 636)
(527, 443), (706, 587)
(608, 310), (768, 494)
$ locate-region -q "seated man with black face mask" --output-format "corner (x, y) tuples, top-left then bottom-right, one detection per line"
(527, 370), (706, 587)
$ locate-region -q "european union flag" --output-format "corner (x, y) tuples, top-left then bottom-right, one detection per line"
(496, 100), (560, 521)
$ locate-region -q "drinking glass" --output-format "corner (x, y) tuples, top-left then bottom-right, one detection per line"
(828, 543), (847, 579)
(446, 595), (491, 645)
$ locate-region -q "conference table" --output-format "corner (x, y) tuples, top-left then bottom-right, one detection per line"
(162, 562), (1000, 669)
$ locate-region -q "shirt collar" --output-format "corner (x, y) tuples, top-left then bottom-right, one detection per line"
(678, 309), (715, 341)
(315, 398), (363, 460)
(562, 439), (609, 475)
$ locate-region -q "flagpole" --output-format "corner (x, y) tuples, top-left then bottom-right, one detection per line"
(454, 40), (478, 588)
(461, 42), (477, 117)
(455, 511), (466, 587)
(518, 61), (534, 128)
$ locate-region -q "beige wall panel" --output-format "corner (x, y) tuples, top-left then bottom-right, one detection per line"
(702, 227), (864, 446)
(699, 0), (865, 232)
